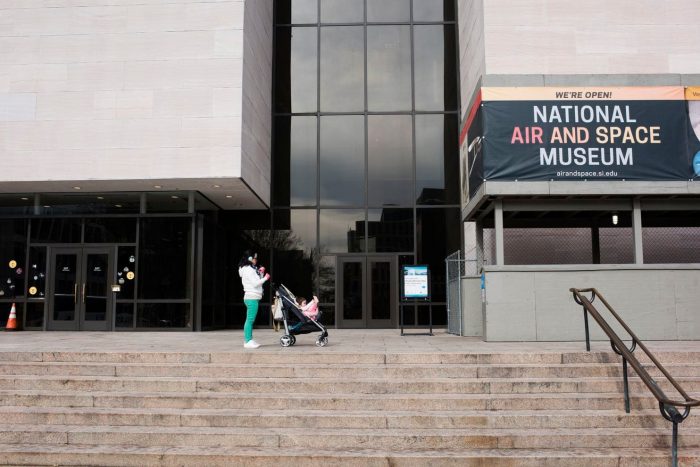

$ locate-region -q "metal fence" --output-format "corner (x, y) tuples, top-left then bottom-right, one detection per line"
(483, 226), (700, 265)
(445, 250), (466, 336)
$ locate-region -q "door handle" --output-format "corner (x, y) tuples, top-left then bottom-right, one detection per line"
(82, 283), (86, 304)
(74, 283), (77, 304)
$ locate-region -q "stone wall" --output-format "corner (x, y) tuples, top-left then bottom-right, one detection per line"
(0, 0), (253, 188)
(241, 0), (273, 206)
(480, 265), (700, 341)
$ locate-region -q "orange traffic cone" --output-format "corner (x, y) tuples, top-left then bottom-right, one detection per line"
(5, 303), (17, 331)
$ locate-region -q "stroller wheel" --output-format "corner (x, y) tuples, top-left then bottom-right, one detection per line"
(280, 335), (292, 347)
(290, 335), (296, 346)
(316, 336), (328, 347)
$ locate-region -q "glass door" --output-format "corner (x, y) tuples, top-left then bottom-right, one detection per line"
(337, 256), (397, 328)
(48, 247), (113, 331)
(48, 248), (81, 331)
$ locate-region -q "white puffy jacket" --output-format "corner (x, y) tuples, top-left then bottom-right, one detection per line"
(239, 265), (267, 300)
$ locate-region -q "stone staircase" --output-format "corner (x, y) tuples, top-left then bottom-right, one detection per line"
(0, 350), (698, 466)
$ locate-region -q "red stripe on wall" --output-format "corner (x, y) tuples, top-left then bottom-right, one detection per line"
(460, 90), (482, 146)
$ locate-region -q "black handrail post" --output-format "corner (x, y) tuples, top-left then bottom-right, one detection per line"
(571, 287), (700, 466)
(583, 309), (590, 352)
(672, 421), (678, 467)
(622, 357), (631, 414)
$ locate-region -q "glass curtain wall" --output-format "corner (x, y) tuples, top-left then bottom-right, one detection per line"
(273, 0), (459, 326)
(0, 192), (197, 331)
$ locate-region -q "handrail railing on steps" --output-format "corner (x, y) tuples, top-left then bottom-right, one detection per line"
(570, 288), (700, 467)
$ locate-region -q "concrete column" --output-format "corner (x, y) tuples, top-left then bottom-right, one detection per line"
(475, 220), (484, 271)
(494, 200), (504, 266)
(632, 199), (644, 264)
(188, 191), (195, 214)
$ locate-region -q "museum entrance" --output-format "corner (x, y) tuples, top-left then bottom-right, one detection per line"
(47, 247), (115, 331)
(336, 256), (397, 329)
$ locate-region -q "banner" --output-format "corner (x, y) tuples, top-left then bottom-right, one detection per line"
(460, 87), (700, 197)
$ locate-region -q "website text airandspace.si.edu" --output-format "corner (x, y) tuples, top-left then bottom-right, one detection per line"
(556, 170), (619, 177)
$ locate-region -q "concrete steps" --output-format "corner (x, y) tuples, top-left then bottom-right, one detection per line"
(0, 350), (698, 465)
(0, 407), (698, 429)
(3, 444), (699, 467)
(1, 361), (698, 378)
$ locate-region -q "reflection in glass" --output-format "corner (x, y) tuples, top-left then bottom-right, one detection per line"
(290, 117), (317, 205)
(28, 247), (46, 299)
(320, 0), (363, 23)
(275, 27), (318, 113)
(367, 0), (410, 22)
(320, 27), (364, 112)
(40, 193), (140, 214)
(370, 260), (391, 319)
(146, 193), (189, 213)
(342, 261), (363, 320)
(31, 219), (81, 243)
(431, 304), (447, 325)
(413, 0), (455, 21)
(53, 254), (77, 321)
(367, 209), (414, 252)
(116, 246), (136, 299)
(273, 209), (317, 296)
(25, 302), (44, 328)
(275, 210), (317, 255)
(367, 26), (411, 111)
(138, 218), (191, 299)
(275, 116), (317, 206)
(273, 117), (292, 206)
(319, 209), (364, 253)
(320, 116), (365, 206)
(319, 304), (335, 326)
(414, 25), (458, 111)
(417, 208), (460, 302)
(292, 0), (318, 22)
(0, 194), (34, 215)
(137, 303), (189, 328)
(274, 0), (318, 24)
(84, 218), (137, 243)
(317, 256), (336, 303)
(115, 303), (134, 328)
(200, 216), (227, 330)
(416, 305), (432, 325)
(83, 253), (108, 322)
(0, 220), (27, 299)
(415, 114), (459, 204)
(368, 115), (412, 206)
(401, 304), (416, 325)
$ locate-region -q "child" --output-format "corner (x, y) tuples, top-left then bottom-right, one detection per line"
(296, 295), (320, 319)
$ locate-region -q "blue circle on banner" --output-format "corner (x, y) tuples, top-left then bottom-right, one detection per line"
(694, 151), (700, 177)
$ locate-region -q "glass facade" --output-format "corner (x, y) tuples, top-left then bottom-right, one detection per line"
(273, 0), (459, 327)
(0, 192), (200, 331)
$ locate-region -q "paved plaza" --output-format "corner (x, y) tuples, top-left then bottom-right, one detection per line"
(2, 329), (699, 355)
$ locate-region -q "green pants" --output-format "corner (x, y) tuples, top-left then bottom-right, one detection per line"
(243, 299), (259, 343)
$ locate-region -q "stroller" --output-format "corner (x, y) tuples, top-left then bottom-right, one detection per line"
(273, 284), (329, 347)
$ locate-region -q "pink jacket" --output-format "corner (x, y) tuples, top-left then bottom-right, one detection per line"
(301, 299), (319, 318)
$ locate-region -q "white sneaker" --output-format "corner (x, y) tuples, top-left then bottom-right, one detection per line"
(243, 340), (260, 349)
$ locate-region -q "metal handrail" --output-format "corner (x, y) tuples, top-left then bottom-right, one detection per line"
(570, 287), (700, 467)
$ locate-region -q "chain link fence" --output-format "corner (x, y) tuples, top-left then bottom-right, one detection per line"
(445, 250), (463, 335)
(643, 227), (700, 263)
(481, 227), (638, 265)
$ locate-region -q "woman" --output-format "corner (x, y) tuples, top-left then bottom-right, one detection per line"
(238, 251), (270, 349)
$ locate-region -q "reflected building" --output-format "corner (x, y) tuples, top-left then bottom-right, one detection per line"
(272, 0), (460, 328)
